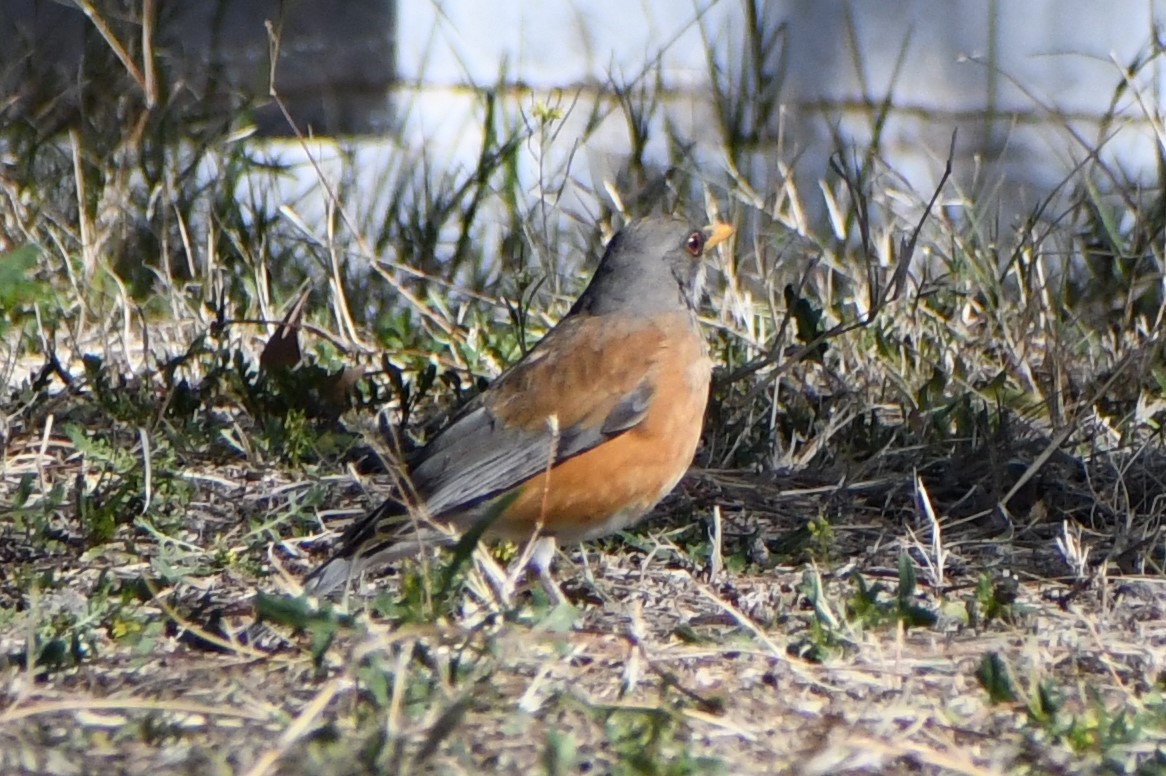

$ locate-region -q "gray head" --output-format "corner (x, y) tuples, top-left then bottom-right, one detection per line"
(570, 217), (733, 317)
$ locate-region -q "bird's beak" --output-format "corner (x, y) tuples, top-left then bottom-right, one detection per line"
(703, 222), (734, 251)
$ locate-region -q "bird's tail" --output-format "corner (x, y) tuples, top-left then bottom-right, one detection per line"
(301, 554), (356, 598)
(302, 499), (455, 596)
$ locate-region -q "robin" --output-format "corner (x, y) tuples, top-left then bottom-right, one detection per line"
(304, 216), (734, 596)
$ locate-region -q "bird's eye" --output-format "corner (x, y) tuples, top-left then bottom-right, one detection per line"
(685, 231), (704, 256)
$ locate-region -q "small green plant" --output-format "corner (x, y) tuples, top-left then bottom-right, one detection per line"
(601, 706), (725, 776)
(0, 244), (53, 337)
(790, 555), (939, 662)
(807, 512), (835, 564)
(976, 652), (1018, 704)
(789, 567), (846, 663)
(66, 423), (145, 545)
(845, 553), (938, 629)
(254, 592), (357, 663)
(542, 730), (579, 776)
(977, 651), (1166, 765)
(967, 573), (1022, 628)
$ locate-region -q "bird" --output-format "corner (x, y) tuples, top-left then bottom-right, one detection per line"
(303, 216), (734, 597)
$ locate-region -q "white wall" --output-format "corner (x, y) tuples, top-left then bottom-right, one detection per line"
(390, 0), (1165, 224)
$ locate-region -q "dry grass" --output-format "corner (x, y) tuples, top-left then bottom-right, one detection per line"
(3, 444), (1165, 775)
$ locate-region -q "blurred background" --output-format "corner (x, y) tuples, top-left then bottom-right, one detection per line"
(5, 0), (1162, 222)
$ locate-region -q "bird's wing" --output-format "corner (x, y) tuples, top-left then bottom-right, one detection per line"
(411, 313), (673, 517)
(301, 313), (683, 596)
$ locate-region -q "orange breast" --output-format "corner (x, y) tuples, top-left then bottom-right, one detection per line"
(487, 326), (711, 543)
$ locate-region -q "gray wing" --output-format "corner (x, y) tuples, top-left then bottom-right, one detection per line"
(411, 376), (655, 516)
(412, 316), (672, 518)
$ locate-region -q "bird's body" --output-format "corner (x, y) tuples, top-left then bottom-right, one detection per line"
(304, 217), (731, 596)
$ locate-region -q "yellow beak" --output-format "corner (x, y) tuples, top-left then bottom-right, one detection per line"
(703, 222), (734, 251)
